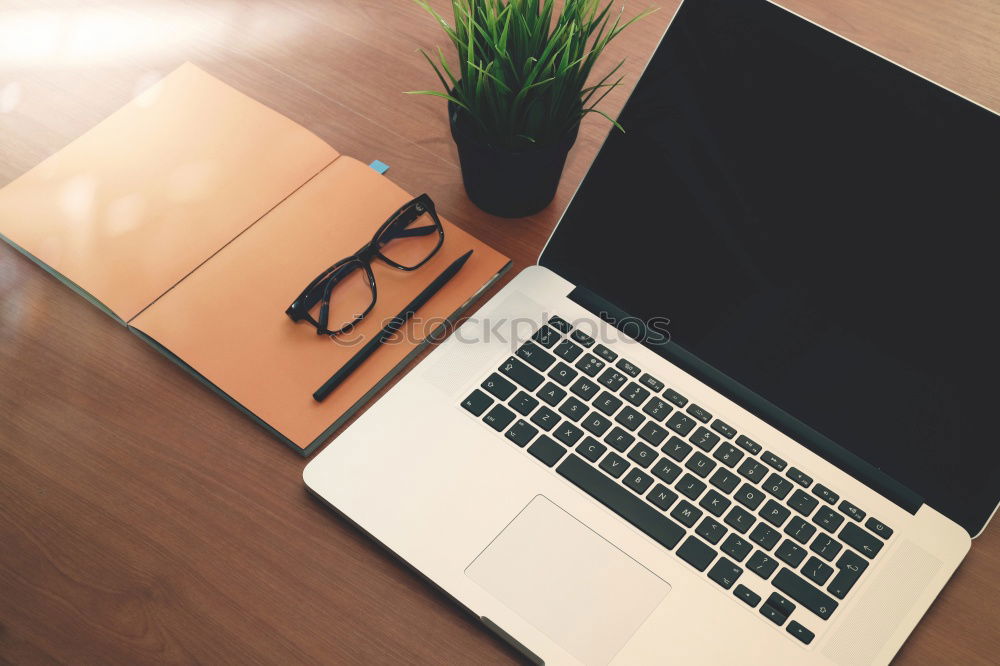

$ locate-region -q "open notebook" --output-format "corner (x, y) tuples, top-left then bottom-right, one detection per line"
(0, 63), (510, 455)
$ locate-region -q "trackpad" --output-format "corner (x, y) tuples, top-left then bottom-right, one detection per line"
(466, 496), (670, 665)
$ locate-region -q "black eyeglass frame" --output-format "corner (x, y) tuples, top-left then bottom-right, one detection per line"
(285, 193), (444, 335)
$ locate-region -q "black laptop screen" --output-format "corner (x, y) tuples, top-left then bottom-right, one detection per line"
(539, 0), (1000, 535)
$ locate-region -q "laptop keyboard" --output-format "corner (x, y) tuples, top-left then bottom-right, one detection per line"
(461, 316), (895, 646)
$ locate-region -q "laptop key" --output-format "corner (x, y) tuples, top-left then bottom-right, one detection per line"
(530, 406), (559, 431)
(724, 506), (756, 534)
(531, 324), (559, 349)
(813, 484), (839, 505)
(696, 517), (727, 545)
(576, 354), (605, 377)
(557, 454), (685, 549)
(462, 389), (493, 416)
(700, 489), (731, 517)
(747, 551), (779, 579)
(615, 406), (645, 431)
(708, 557), (742, 589)
(767, 592), (796, 618)
(582, 412), (613, 436)
(760, 500), (791, 527)
(638, 422), (668, 446)
(749, 523), (781, 550)
(651, 457), (683, 484)
(784, 516), (817, 544)
(622, 382), (651, 406)
(666, 412), (696, 436)
(677, 535), (717, 571)
(737, 458), (768, 483)
(776, 540), (806, 567)
(616, 358), (641, 377)
(761, 450), (787, 471)
(500, 357), (543, 390)
(598, 368), (628, 391)
(734, 584), (761, 607)
(647, 484), (678, 511)
(759, 603), (786, 626)
(810, 533), (843, 561)
(505, 420), (538, 447)
(840, 523), (883, 558)
(734, 483), (766, 510)
(558, 396), (587, 421)
(594, 391), (623, 416)
(662, 388), (688, 408)
(570, 329), (595, 347)
(772, 568), (839, 620)
(593, 344), (617, 362)
(711, 419), (737, 439)
(735, 434), (762, 455)
(642, 397), (673, 421)
(677, 473), (707, 500)
(713, 442), (744, 467)
(803, 557), (834, 585)
(686, 404), (712, 423)
(639, 373), (665, 392)
(865, 518), (893, 539)
(554, 423), (585, 447)
(709, 468), (741, 494)
(828, 550), (869, 599)
(685, 451), (717, 478)
(839, 500), (865, 522)
(576, 437), (606, 462)
(599, 451), (629, 478)
(483, 404), (516, 431)
(623, 469), (654, 494)
(813, 507), (844, 533)
(627, 442), (658, 468)
(527, 436), (566, 467)
(787, 621), (815, 645)
(554, 339), (583, 362)
(787, 467), (813, 488)
(516, 341), (555, 371)
(481, 373), (516, 400)
(604, 427), (635, 452)
(538, 382), (567, 407)
(788, 489), (819, 517)
(570, 377), (599, 400)
(663, 436), (692, 462)
(547, 315), (572, 334)
(763, 473), (793, 500)
(721, 534), (752, 561)
(689, 426), (720, 451)
(547, 362), (578, 386)
(510, 391), (539, 416)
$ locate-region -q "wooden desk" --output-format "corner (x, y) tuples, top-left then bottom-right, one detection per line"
(1, 1), (997, 663)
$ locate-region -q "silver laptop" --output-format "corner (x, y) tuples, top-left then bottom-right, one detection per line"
(304, 1), (999, 663)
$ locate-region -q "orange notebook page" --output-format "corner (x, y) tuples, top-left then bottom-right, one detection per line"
(130, 157), (510, 450)
(0, 63), (337, 321)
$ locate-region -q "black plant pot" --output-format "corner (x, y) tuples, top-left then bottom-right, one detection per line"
(449, 100), (579, 218)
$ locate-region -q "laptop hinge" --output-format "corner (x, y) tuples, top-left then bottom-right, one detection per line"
(569, 285), (923, 515)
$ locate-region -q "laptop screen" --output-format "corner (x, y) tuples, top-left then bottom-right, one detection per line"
(539, 0), (1000, 535)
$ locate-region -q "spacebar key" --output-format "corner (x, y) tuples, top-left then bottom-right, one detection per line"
(557, 454), (685, 550)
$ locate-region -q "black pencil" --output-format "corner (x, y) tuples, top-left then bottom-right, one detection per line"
(312, 249), (474, 402)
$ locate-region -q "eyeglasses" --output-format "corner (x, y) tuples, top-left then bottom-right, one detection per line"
(286, 194), (445, 335)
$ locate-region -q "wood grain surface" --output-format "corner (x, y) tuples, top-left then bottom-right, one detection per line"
(1, 1), (998, 663)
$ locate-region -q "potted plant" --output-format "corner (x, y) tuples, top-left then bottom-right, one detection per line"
(410, 0), (654, 218)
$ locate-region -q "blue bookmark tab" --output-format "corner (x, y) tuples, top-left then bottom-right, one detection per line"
(369, 159), (390, 175)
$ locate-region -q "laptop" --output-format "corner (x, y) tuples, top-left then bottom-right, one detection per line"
(304, 0), (999, 663)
